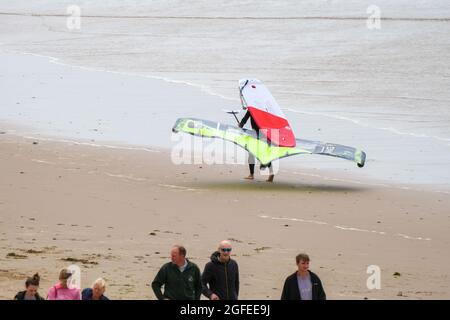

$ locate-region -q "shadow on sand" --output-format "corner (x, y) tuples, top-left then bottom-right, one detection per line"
(194, 179), (368, 193)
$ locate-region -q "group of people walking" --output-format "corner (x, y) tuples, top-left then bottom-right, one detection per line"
(152, 240), (240, 300)
(13, 240), (326, 300)
(14, 270), (108, 300)
(151, 241), (326, 300)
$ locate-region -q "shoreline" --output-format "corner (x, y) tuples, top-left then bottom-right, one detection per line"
(2, 50), (450, 187)
(2, 121), (449, 195)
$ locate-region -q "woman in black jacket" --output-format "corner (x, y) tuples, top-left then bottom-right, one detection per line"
(14, 273), (45, 300)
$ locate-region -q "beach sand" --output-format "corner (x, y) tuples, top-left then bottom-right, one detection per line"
(1, 133), (449, 300)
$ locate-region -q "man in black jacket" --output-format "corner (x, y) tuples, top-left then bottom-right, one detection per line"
(201, 240), (239, 300)
(281, 253), (326, 300)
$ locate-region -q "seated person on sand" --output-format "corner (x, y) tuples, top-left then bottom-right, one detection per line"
(47, 268), (80, 300)
(14, 273), (45, 300)
(82, 278), (109, 300)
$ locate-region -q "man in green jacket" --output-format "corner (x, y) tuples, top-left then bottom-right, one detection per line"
(152, 245), (202, 300)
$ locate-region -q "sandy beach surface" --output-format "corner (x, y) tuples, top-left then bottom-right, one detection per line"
(1, 133), (449, 299)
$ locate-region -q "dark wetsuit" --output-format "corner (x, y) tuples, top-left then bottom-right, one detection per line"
(239, 110), (259, 134)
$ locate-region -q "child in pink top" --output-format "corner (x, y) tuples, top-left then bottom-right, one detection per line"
(47, 268), (80, 300)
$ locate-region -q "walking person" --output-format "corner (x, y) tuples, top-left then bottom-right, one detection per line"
(47, 268), (80, 300)
(281, 253), (326, 300)
(14, 273), (45, 300)
(152, 245), (202, 300)
(81, 278), (109, 300)
(202, 240), (239, 300)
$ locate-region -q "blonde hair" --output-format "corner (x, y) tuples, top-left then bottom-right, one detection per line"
(219, 240), (231, 248)
(92, 278), (106, 289)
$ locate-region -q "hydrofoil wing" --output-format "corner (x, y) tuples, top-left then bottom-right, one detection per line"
(172, 118), (366, 167)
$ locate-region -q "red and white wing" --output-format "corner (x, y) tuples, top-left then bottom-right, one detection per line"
(239, 79), (296, 147)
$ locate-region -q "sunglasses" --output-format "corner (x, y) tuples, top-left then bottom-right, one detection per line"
(220, 248), (232, 253)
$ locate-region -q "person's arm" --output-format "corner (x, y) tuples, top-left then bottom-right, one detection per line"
(317, 278), (326, 300)
(235, 263), (240, 299)
(195, 266), (202, 300)
(239, 111), (250, 128)
(81, 288), (89, 300)
(280, 277), (289, 300)
(36, 292), (45, 300)
(151, 265), (167, 300)
(74, 289), (81, 300)
(47, 286), (56, 300)
(201, 263), (214, 299)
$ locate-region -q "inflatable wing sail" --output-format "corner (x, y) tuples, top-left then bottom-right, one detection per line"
(172, 118), (366, 167)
